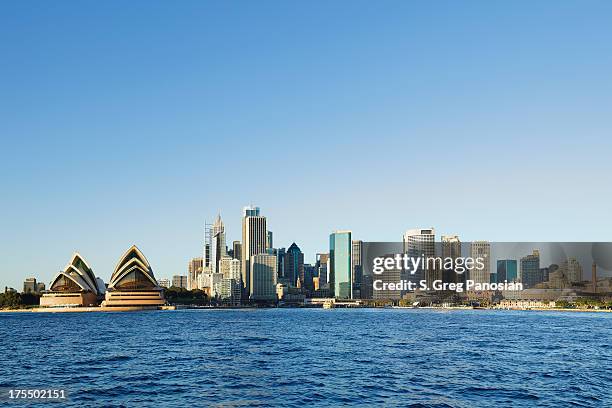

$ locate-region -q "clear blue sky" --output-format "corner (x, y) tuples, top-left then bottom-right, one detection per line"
(1, 1), (612, 289)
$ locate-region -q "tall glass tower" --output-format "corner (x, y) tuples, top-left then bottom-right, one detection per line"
(330, 231), (352, 299)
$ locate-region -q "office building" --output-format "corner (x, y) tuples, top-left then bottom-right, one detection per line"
(469, 241), (491, 285)
(232, 241), (242, 261)
(441, 235), (461, 284)
(158, 278), (171, 288)
(267, 231), (273, 250)
(520, 250), (541, 289)
(497, 260), (518, 283)
(351, 240), (363, 296)
(284, 243), (304, 287)
(210, 214), (227, 274)
(188, 257), (203, 290)
(404, 228), (436, 286)
(172, 275), (188, 289)
(560, 257), (583, 283)
(330, 231), (352, 299)
(250, 253), (277, 301)
(23, 278), (37, 294)
(241, 206), (267, 294)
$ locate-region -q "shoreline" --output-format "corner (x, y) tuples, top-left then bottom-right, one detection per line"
(1, 305), (610, 313)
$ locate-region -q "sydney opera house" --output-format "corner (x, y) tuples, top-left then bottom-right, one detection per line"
(40, 245), (165, 309)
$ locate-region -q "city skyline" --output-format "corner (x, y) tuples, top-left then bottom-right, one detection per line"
(3, 1), (612, 290)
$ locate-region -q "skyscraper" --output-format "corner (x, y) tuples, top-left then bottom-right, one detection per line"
(403, 228), (436, 286)
(210, 214), (227, 274)
(469, 241), (491, 285)
(266, 231), (273, 250)
(520, 250), (541, 288)
(284, 243), (304, 287)
(560, 257), (583, 283)
(23, 277), (37, 294)
(441, 235), (461, 284)
(250, 253), (277, 301)
(330, 231), (352, 299)
(351, 240), (363, 297)
(233, 241), (242, 261)
(188, 257), (203, 290)
(242, 206), (267, 296)
(496, 259), (518, 283)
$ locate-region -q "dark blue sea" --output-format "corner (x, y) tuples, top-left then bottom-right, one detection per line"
(0, 309), (610, 407)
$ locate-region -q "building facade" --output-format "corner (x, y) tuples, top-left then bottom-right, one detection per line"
(250, 253), (277, 301)
(241, 206), (267, 295)
(330, 231), (352, 299)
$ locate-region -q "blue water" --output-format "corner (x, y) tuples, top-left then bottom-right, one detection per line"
(0, 309), (610, 407)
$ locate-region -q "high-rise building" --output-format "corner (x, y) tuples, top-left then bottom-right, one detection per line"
(330, 231), (352, 299)
(496, 260), (518, 283)
(373, 254), (402, 300)
(284, 243), (304, 287)
(520, 250), (541, 288)
(250, 253), (277, 301)
(469, 241), (491, 285)
(23, 277), (37, 294)
(267, 231), (273, 250)
(316, 253), (329, 286)
(441, 235), (461, 284)
(241, 206), (267, 295)
(351, 240), (363, 296)
(188, 257), (203, 290)
(172, 275), (188, 289)
(303, 264), (316, 292)
(232, 241), (242, 261)
(210, 214), (227, 274)
(36, 282), (46, 293)
(219, 256), (241, 281)
(404, 228), (436, 286)
(560, 257), (583, 283)
(158, 278), (171, 288)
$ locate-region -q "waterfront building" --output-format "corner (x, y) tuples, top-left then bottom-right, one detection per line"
(520, 250), (541, 289)
(284, 243), (304, 287)
(373, 254), (402, 300)
(316, 253), (329, 287)
(303, 264), (316, 292)
(102, 245), (165, 307)
(250, 253), (277, 301)
(188, 257), (203, 290)
(241, 206), (267, 295)
(40, 253), (104, 307)
(330, 231), (352, 299)
(497, 260), (518, 283)
(172, 275), (188, 289)
(560, 257), (583, 283)
(210, 214), (227, 274)
(404, 228), (436, 286)
(469, 241), (491, 285)
(232, 241), (242, 261)
(23, 277), (37, 294)
(441, 235), (462, 284)
(352, 240), (363, 297)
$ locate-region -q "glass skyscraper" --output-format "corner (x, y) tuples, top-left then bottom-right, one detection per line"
(330, 231), (352, 299)
(496, 259), (518, 283)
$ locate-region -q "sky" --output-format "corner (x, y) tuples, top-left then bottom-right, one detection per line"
(1, 1), (612, 289)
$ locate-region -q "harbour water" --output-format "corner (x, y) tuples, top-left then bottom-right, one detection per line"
(0, 309), (610, 407)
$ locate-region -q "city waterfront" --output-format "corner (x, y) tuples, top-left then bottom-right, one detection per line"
(0, 309), (610, 407)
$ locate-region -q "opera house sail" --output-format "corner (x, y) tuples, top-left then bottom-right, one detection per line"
(40, 253), (104, 307)
(102, 245), (166, 307)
